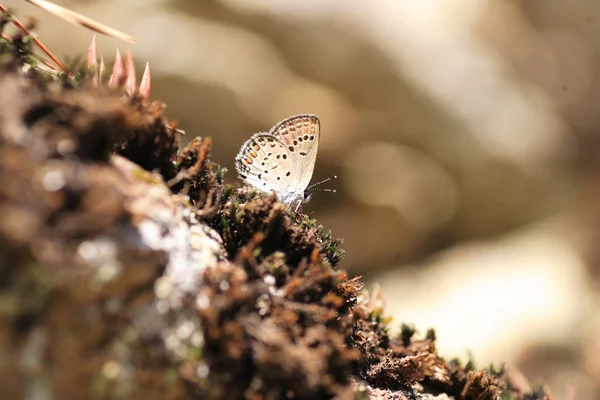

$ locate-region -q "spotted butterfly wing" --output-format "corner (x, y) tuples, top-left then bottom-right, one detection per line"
(235, 114), (320, 205)
(235, 132), (302, 204)
(268, 114), (320, 193)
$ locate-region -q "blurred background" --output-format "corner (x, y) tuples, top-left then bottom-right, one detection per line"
(5, 0), (600, 397)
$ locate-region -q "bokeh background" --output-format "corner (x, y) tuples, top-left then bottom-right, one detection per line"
(5, 0), (600, 398)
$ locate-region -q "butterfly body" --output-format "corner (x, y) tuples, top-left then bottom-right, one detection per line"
(235, 114), (320, 207)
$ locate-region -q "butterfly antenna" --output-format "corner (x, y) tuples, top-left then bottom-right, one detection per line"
(307, 175), (338, 190)
(310, 188), (337, 193)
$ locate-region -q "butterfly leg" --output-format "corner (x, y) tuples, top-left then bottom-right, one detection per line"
(294, 199), (303, 213)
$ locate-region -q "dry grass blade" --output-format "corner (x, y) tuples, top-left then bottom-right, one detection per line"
(25, 0), (136, 43)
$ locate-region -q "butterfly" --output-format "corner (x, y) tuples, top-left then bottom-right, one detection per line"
(235, 114), (332, 210)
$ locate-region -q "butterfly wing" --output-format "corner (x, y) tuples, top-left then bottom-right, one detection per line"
(269, 114), (320, 192)
(235, 132), (301, 201)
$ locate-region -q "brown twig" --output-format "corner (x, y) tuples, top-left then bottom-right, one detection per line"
(167, 138), (213, 188)
(235, 232), (265, 266)
(194, 186), (222, 220)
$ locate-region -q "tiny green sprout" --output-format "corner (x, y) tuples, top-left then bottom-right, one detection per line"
(215, 167), (227, 180)
(220, 215), (231, 242)
(425, 328), (436, 341)
(22, 34), (35, 45)
(380, 324), (390, 335)
(449, 357), (462, 367)
(268, 261), (283, 272)
(252, 247), (261, 258)
(222, 185), (233, 200)
(355, 382), (370, 400)
(400, 323), (417, 343)
(465, 359), (476, 371)
(302, 217), (316, 229)
(3, 10), (14, 23)
(26, 56), (39, 68)
(487, 363), (506, 377)
(235, 208), (245, 222)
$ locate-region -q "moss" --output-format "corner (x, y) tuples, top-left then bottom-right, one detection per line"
(0, 13), (557, 400)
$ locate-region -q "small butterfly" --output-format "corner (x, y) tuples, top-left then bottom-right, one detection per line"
(235, 114), (334, 210)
